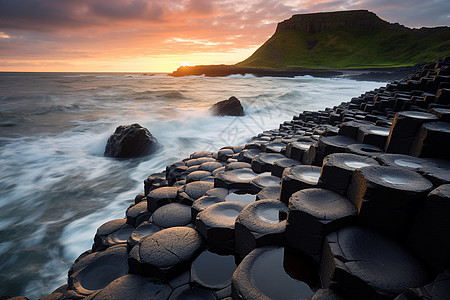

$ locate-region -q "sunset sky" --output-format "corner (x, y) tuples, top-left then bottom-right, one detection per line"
(1, 0), (449, 73)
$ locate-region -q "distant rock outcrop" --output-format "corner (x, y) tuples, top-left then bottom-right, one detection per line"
(104, 124), (157, 158)
(209, 96), (245, 116)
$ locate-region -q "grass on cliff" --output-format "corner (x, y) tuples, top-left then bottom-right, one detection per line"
(237, 28), (450, 69)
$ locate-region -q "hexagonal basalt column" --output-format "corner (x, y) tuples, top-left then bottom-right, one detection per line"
(271, 158), (303, 178)
(285, 139), (316, 161)
(237, 149), (261, 163)
(395, 269), (450, 300)
(256, 185), (281, 200)
(317, 135), (357, 157)
(127, 221), (161, 250)
(68, 245), (129, 297)
(280, 165), (322, 204)
(319, 153), (379, 194)
(191, 196), (225, 220)
(286, 188), (357, 260)
(214, 168), (258, 190)
(262, 142), (286, 154)
(249, 174), (281, 193)
(147, 187), (179, 212)
(232, 246), (317, 300)
(185, 170), (211, 183)
(320, 226), (429, 299)
(178, 181), (214, 205)
(195, 201), (247, 249)
(93, 219), (134, 251)
(409, 121), (450, 158)
(235, 199), (288, 258)
(129, 227), (204, 281)
(89, 274), (173, 299)
(385, 111), (438, 154)
(374, 153), (427, 170)
(149, 203), (192, 229)
(356, 125), (390, 149)
(347, 166), (434, 239)
(126, 201), (151, 227)
(199, 161), (223, 172)
(407, 184), (450, 274)
(251, 153), (286, 173)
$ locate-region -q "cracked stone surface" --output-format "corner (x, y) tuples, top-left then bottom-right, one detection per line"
(129, 227), (204, 280)
(321, 226), (430, 299)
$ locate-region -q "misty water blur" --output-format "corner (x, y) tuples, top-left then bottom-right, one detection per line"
(0, 72), (382, 298)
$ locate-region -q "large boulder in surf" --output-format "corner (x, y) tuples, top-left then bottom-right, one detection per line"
(104, 124), (157, 158)
(209, 96), (245, 116)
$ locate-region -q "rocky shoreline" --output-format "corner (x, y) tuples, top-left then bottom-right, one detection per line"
(17, 57), (450, 300)
(170, 64), (422, 82)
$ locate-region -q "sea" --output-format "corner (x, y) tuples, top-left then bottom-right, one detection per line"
(0, 72), (383, 298)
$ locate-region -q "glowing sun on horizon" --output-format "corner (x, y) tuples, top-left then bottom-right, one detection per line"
(180, 61), (191, 67)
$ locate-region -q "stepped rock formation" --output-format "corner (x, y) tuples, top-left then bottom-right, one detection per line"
(36, 57), (450, 300)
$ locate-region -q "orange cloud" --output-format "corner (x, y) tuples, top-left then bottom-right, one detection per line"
(0, 0), (448, 72)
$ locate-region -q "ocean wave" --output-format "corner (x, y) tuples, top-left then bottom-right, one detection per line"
(132, 89), (185, 100)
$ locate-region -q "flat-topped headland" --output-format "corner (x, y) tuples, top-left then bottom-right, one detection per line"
(172, 10), (450, 80)
(34, 57), (450, 300)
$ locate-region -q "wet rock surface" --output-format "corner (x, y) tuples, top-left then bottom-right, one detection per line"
(321, 226), (429, 299)
(38, 58), (450, 300)
(104, 123), (158, 158)
(209, 96), (245, 116)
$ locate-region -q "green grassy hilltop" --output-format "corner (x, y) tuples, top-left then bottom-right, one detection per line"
(237, 10), (450, 69)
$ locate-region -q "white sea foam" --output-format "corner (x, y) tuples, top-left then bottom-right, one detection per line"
(0, 72), (383, 298)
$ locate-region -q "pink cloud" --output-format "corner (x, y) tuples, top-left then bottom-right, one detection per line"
(0, 0), (448, 71)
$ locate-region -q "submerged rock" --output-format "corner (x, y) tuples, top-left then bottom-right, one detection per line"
(104, 123), (157, 158)
(209, 96), (245, 116)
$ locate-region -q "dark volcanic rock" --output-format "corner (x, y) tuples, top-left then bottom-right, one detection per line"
(128, 227), (204, 281)
(209, 96), (245, 116)
(104, 124), (157, 158)
(321, 226), (430, 299)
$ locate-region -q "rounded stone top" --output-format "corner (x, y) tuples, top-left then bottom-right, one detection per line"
(196, 201), (247, 229)
(397, 111), (439, 120)
(148, 187), (178, 199)
(255, 153), (286, 164)
(237, 199), (288, 233)
(327, 226), (429, 297)
(215, 168), (259, 189)
(358, 165), (433, 192)
(192, 196), (225, 214)
(71, 245), (129, 295)
(290, 140), (315, 151)
(375, 153), (427, 169)
(346, 143), (383, 156)
(96, 219), (127, 237)
(289, 188), (357, 220)
(323, 153), (379, 171)
(284, 165), (321, 184)
(138, 227), (204, 267)
(183, 181), (214, 199)
(360, 125), (390, 136)
(90, 274), (173, 300)
(150, 203), (192, 228)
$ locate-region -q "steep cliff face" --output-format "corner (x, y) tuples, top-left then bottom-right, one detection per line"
(275, 10), (392, 34)
(237, 10), (450, 69)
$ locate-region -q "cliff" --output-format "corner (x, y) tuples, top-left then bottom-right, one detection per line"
(275, 10), (391, 34)
(237, 10), (450, 69)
